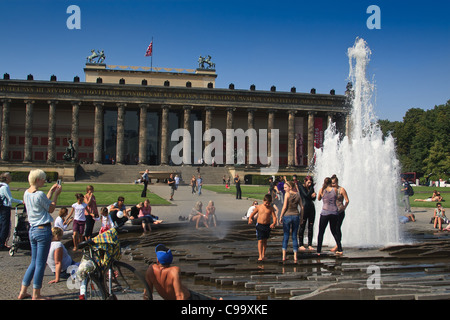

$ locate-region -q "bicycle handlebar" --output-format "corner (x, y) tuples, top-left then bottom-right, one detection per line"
(78, 239), (95, 250)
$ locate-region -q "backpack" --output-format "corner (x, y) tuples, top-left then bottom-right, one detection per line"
(406, 183), (414, 196)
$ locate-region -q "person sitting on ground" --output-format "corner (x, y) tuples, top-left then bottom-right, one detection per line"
(433, 203), (446, 231)
(243, 201), (259, 220)
(415, 190), (443, 202)
(441, 207), (450, 231)
(47, 227), (87, 299)
(188, 201), (208, 229)
(54, 207), (73, 236)
(145, 244), (219, 300)
(138, 199), (162, 232)
(47, 227), (77, 284)
(99, 207), (113, 234)
(108, 196), (128, 229)
(125, 202), (143, 220)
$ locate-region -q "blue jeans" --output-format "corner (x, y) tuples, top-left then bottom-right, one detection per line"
(402, 195), (411, 212)
(282, 215), (300, 252)
(22, 224), (52, 289)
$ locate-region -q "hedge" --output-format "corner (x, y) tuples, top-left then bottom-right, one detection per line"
(0, 171), (59, 182)
(244, 174), (307, 185)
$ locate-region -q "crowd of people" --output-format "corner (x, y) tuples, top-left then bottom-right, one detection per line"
(4, 167), (449, 300)
(399, 180), (448, 232)
(0, 169), (167, 300)
(246, 174), (350, 261)
(1, 168), (229, 300)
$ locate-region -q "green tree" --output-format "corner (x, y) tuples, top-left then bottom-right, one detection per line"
(378, 100), (450, 177)
(423, 140), (450, 177)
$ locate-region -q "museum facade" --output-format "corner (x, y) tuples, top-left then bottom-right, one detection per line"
(0, 62), (350, 170)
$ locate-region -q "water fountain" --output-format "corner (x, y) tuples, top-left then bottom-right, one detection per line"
(114, 39), (450, 302)
(313, 38), (402, 247)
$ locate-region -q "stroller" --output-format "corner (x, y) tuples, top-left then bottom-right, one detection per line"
(9, 204), (30, 256)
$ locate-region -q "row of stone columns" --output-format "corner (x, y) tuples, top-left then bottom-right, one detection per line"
(0, 99), (343, 167)
(0, 99), (89, 163)
(1, 99), (11, 162)
(172, 106), (321, 167)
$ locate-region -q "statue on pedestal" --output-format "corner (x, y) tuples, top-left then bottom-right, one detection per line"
(63, 139), (76, 162)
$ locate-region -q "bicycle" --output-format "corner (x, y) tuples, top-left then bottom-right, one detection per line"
(77, 228), (152, 300)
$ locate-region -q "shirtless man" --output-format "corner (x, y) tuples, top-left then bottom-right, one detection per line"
(248, 194), (277, 261)
(145, 244), (215, 300)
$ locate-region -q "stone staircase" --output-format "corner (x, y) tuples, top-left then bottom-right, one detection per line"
(75, 164), (233, 184)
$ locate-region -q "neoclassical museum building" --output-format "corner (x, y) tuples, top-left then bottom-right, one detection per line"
(0, 57), (350, 179)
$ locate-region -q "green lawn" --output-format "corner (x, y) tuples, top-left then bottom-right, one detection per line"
(7, 182), (171, 207)
(408, 186), (449, 208)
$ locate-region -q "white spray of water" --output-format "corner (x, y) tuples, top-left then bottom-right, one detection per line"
(313, 38), (402, 248)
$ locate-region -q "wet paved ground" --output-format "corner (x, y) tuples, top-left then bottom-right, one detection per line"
(1, 182), (450, 300)
(124, 215), (450, 300)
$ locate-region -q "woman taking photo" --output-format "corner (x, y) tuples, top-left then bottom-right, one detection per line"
(18, 169), (62, 300)
(279, 181), (302, 262)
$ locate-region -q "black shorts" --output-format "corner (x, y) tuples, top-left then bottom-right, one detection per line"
(187, 290), (213, 300)
(256, 223), (271, 240)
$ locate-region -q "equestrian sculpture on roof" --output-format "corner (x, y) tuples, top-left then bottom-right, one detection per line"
(198, 55), (215, 70)
(87, 49), (106, 64)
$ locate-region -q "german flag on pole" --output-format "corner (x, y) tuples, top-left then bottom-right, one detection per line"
(145, 40), (153, 57)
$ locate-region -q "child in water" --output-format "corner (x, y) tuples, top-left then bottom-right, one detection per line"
(205, 200), (217, 227)
(248, 194), (277, 261)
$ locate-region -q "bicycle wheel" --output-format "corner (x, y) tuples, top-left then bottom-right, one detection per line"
(108, 261), (152, 300)
(85, 273), (107, 300)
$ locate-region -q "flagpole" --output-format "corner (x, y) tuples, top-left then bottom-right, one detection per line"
(151, 37), (153, 72)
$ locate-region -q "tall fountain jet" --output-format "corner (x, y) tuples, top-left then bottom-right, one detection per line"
(313, 38), (401, 247)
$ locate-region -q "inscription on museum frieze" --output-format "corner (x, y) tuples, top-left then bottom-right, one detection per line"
(0, 84), (338, 106)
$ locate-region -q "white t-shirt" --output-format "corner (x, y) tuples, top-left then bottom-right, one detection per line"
(102, 215), (113, 228)
(72, 202), (88, 221)
(47, 241), (73, 273)
(246, 205), (256, 218)
(54, 216), (68, 231)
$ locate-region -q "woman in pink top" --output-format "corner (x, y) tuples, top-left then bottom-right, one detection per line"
(139, 199), (162, 232)
(316, 177), (342, 255)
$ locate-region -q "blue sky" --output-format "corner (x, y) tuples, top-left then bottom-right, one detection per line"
(0, 0), (448, 121)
